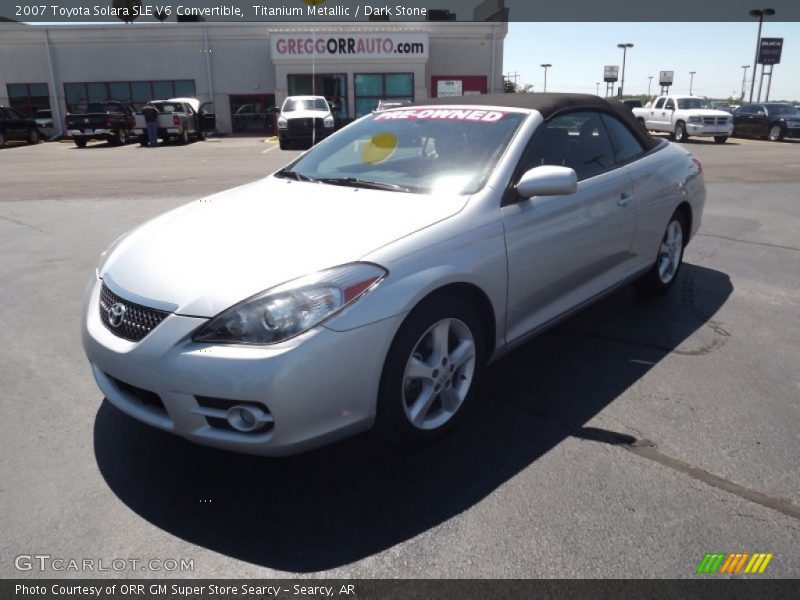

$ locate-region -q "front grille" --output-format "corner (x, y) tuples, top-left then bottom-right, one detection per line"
(99, 283), (169, 342)
(107, 374), (167, 415)
(287, 117), (324, 135)
(702, 117), (715, 125)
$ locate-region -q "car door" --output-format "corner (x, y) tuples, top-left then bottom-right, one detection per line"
(501, 111), (636, 344)
(755, 105), (769, 137)
(648, 97), (667, 130)
(732, 105), (751, 136)
(199, 102), (216, 133)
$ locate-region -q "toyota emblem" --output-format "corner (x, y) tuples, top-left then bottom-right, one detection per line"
(108, 302), (127, 328)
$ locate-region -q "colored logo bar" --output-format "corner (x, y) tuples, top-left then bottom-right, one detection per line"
(696, 552), (773, 574)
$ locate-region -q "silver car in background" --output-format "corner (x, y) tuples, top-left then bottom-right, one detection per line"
(82, 93), (705, 456)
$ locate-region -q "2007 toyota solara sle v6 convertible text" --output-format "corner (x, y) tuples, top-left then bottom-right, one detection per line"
(82, 93), (705, 456)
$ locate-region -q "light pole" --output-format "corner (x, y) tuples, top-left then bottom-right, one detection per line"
(596, 82), (600, 95)
(689, 71), (696, 95)
(748, 8), (775, 102)
(648, 75), (653, 97)
(740, 65), (750, 102)
(617, 43), (633, 97)
(540, 64), (551, 93)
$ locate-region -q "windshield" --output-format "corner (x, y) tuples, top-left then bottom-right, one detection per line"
(276, 108), (526, 195)
(677, 98), (712, 110)
(283, 98), (329, 112)
(153, 102), (184, 113)
(764, 104), (799, 116)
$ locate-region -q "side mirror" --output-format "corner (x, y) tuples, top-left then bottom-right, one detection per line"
(757, 111), (766, 117)
(515, 166), (578, 198)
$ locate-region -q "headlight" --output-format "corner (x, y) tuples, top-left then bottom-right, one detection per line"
(193, 263), (387, 345)
(324, 116), (335, 128)
(688, 116), (702, 123)
(277, 117), (288, 129)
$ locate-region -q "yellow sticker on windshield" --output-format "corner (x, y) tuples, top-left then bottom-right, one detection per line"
(361, 133), (397, 164)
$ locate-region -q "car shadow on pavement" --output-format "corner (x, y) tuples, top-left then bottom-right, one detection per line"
(93, 263), (732, 572)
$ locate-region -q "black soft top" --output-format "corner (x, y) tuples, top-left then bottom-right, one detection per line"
(412, 92), (657, 151)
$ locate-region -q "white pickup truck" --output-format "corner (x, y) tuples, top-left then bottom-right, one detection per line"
(632, 95), (733, 143)
(133, 97), (215, 145)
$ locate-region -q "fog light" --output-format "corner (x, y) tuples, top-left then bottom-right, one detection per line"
(226, 405), (266, 432)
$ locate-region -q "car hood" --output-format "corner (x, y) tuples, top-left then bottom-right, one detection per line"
(281, 110), (331, 119)
(100, 177), (468, 317)
(682, 109), (732, 117)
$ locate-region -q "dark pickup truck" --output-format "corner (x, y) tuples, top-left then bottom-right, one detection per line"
(65, 101), (136, 147)
(0, 106), (41, 147)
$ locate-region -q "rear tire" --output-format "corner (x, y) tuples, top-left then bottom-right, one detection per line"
(74, 138), (87, 148)
(113, 130), (127, 146)
(634, 210), (688, 295)
(768, 124), (784, 142)
(279, 138), (289, 150)
(673, 121), (688, 143)
(714, 136), (728, 144)
(179, 128), (189, 145)
(0, 132), (6, 147)
(374, 294), (485, 446)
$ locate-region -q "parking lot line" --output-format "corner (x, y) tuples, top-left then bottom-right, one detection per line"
(261, 144), (279, 154)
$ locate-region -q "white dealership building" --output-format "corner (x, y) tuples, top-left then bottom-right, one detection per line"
(0, 20), (506, 134)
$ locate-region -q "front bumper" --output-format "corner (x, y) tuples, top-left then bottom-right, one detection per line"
(685, 123), (734, 137)
(82, 276), (402, 456)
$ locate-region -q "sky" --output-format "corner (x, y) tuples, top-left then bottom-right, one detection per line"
(504, 22), (800, 102)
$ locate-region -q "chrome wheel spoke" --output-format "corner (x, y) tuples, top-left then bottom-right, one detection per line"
(409, 383), (437, 427)
(449, 340), (475, 370)
(430, 320), (451, 362)
(406, 356), (433, 381)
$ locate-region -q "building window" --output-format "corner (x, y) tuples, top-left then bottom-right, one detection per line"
(64, 80), (196, 112)
(230, 94), (277, 134)
(287, 74), (347, 120)
(354, 73), (413, 117)
(7, 83), (50, 118)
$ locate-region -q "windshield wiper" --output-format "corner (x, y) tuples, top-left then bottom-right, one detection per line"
(274, 169), (318, 182)
(316, 177), (417, 193)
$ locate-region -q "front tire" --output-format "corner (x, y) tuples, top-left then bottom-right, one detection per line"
(279, 138), (290, 150)
(714, 136), (728, 144)
(27, 128), (41, 144)
(673, 121), (688, 143)
(634, 210), (687, 295)
(179, 128), (189, 145)
(74, 138), (87, 148)
(768, 124), (784, 142)
(374, 295), (485, 445)
(113, 130), (127, 145)
(0, 132), (6, 147)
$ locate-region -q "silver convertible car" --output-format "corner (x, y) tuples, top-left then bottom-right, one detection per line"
(82, 93), (705, 456)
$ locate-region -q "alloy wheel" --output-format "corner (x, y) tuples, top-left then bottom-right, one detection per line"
(657, 220), (684, 284)
(402, 318), (476, 430)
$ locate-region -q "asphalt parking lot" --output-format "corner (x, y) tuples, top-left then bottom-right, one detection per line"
(1, 134), (798, 578)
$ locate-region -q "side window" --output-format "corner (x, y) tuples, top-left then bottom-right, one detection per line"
(518, 111), (616, 181)
(654, 98), (665, 109)
(600, 113), (645, 164)
(665, 98), (675, 110)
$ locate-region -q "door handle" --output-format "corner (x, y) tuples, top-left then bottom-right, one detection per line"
(617, 193), (632, 207)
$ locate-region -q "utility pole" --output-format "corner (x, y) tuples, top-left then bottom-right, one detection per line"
(596, 82), (600, 95)
(540, 64), (552, 93)
(648, 75), (653, 97)
(505, 71), (520, 92)
(617, 43), (634, 97)
(689, 71), (696, 95)
(740, 65), (750, 102)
